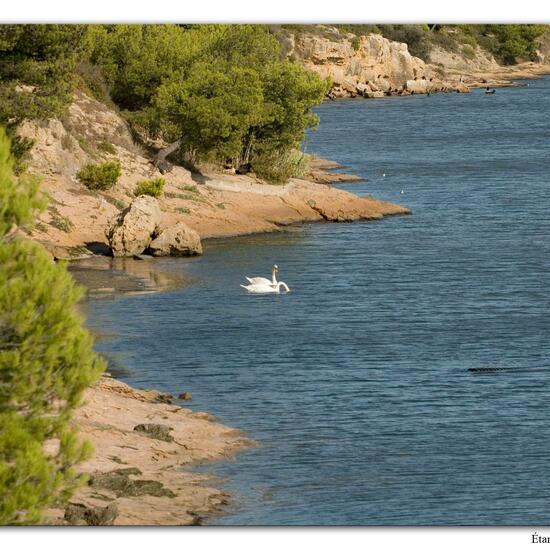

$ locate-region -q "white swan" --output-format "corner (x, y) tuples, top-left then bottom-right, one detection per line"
(240, 264), (290, 293)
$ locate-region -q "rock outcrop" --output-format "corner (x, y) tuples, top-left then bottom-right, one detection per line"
(148, 222), (203, 257)
(106, 196), (162, 257)
(46, 376), (251, 525)
(286, 27), (474, 98)
(288, 29), (445, 98)
(106, 197), (203, 258)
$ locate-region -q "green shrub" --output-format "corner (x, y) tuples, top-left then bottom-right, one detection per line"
(77, 160), (121, 191)
(0, 127), (105, 525)
(134, 177), (165, 198)
(350, 36), (360, 51)
(429, 29), (460, 53)
(9, 136), (35, 176)
(462, 45), (476, 60)
(252, 149), (310, 184)
(462, 34), (478, 49)
(76, 137), (96, 158)
(181, 184), (198, 193)
(97, 141), (116, 155)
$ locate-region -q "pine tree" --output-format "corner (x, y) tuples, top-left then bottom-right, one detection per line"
(0, 127), (105, 525)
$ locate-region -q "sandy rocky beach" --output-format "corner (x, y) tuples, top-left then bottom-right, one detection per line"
(45, 376), (252, 526)
(23, 37), (549, 523)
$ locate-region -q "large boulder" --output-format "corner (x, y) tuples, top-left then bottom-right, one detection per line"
(106, 196), (161, 257)
(148, 222), (202, 257)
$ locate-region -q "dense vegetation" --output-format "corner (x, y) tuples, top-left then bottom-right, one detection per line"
(0, 23), (546, 181)
(0, 127), (105, 524)
(331, 24), (547, 64)
(0, 24), (329, 184)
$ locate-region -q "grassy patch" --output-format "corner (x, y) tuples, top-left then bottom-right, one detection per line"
(97, 141), (116, 155)
(76, 137), (98, 158)
(181, 184), (199, 193)
(34, 222), (48, 233)
(49, 214), (73, 233)
(175, 207), (190, 214)
(68, 245), (89, 257)
(102, 195), (127, 210)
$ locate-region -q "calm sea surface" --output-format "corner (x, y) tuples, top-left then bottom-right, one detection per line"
(84, 78), (550, 525)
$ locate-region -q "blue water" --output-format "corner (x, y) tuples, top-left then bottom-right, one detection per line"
(85, 78), (550, 525)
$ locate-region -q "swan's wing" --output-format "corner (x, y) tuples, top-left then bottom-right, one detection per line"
(241, 282), (277, 293)
(245, 276), (272, 285)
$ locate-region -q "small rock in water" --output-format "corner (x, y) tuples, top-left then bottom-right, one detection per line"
(178, 392), (193, 401)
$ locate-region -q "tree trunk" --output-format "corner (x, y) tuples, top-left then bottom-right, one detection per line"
(153, 139), (182, 174)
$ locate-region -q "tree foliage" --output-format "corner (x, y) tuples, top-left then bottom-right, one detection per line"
(0, 127), (105, 525)
(0, 25), (89, 127)
(3, 24), (545, 183)
(476, 25), (547, 64)
(89, 24), (329, 182)
(334, 23), (547, 64)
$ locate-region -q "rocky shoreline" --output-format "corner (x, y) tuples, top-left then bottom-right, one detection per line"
(285, 28), (550, 100)
(46, 375), (252, 525)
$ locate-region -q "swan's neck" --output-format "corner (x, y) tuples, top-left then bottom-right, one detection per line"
(277, 282), (289, 292)
(272, 269), (278, 285)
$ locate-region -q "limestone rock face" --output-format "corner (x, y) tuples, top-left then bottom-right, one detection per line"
(148, 222), (203, 257)
(17, 89), (136, 177)
(68, 89), (135, 151)
(17, 119), (88, 177)
(405, 79), (430, 94)
(287, 27), (474, 97)
(106, 196), (162, 257)
(290, 30), (430, 96)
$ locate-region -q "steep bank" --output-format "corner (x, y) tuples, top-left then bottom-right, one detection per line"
(18, 90), (409, 261)
(47, 375), (251, 525)
(284, 26), (550, 98)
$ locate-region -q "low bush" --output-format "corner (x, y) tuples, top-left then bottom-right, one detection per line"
(462, 45), (476, 60)
(134, 177), (165, 198)
(252, 149), (310, 185)
(77, 161), (121, 191)
(97, 141), (116, 155)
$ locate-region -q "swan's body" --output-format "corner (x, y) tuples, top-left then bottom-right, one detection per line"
(241, 281), (290, 293)
(240, 264), (290, 293)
